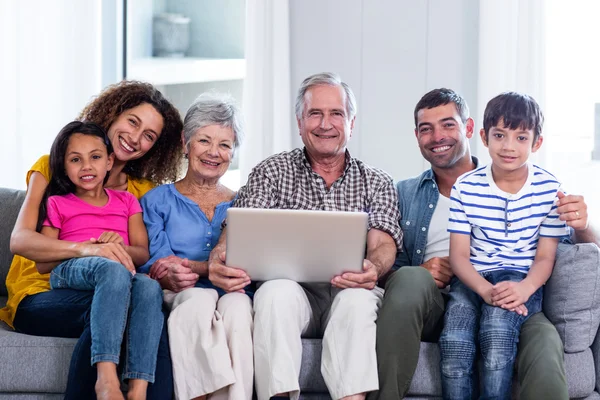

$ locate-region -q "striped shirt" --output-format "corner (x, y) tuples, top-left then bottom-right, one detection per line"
(448, 163), (569, 273)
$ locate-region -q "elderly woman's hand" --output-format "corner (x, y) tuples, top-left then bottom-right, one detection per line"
(158, 258), (199, 292)
(149, 255), (185, 280)
(208, 250), (251, 293)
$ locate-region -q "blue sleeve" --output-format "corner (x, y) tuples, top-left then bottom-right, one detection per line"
(139, 192), (175, 273)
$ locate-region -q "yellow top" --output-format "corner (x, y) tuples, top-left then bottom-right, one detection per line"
(0, 155), (155, 328)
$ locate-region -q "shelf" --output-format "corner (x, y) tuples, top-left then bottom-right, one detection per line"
(126, 57), (246, 86)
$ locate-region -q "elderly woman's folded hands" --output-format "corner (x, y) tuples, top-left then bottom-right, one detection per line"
(150, 256), (199, 292)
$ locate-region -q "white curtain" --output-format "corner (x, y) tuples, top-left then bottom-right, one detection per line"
(240, 0), (292, 184)
(474, 0), (547, 166)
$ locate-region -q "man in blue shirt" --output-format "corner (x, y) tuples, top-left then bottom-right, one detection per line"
(369, 88), (598, 399)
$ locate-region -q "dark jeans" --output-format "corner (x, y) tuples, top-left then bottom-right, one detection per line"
(13, 288), (173, 400)
(369, 266), (568, 400)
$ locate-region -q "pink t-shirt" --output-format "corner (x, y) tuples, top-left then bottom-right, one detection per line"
(43, 189), (142, 245)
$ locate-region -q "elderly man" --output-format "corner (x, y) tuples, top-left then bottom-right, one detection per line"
(370, 88), (598, 399)
(209, 72), (402, 400)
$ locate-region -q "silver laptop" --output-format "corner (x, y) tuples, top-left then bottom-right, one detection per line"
(226, 208), (368, 282)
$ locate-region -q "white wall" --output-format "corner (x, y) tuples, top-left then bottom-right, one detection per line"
(289, 0), (480, 181)
(0, 0), (106, 189)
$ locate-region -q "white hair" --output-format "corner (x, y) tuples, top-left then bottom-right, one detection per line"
(295, 72), (357, 120)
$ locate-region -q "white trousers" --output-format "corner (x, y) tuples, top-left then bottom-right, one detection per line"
(253, 279), (384, 400)
(165, 288), (254, 400)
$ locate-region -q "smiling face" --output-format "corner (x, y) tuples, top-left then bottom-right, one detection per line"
(64, 133), (114, 194)
(185, 124), (235, 182)
(415, 103), (474, 169)
(297, 84), (355, 160)
(481, 118), (543, 175)
(106, 103), (164, 162)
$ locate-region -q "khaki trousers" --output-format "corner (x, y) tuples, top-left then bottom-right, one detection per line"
(253, 279), (384, 400)
(165, 288), (254, 400)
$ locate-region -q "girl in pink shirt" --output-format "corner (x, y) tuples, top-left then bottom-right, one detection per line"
(37, 121), (164, 400)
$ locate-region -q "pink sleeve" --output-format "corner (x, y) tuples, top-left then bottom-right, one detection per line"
(126, 192), (143, 217)
(43, 196), (63, 229)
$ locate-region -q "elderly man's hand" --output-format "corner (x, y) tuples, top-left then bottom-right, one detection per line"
(331, 259), (378, 290)
(557, 191), (589, 231)
(421, 256), (452, 288)
(208, 251), (251, 293)
(158, 258), (199, 292)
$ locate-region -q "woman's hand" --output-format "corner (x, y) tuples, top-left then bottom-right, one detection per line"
(208, 251), (251, 293)
(149, 255), (185, 280)
(158, 258), (199, 292)
(79, 241), (136, 274)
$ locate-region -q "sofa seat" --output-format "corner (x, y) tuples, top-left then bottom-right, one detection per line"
(298, 338), (600, 400)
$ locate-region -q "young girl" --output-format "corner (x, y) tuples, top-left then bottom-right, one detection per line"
(38, 121), (164, 400)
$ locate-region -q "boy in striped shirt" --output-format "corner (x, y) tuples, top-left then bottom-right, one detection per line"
(439, 92), (569, 399)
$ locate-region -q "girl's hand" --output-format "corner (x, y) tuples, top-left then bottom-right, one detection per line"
(79, 242), (136, 274)
(94, 231), (125, 245)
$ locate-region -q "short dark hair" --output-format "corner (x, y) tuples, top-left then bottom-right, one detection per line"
(482, 92), (544, 141)
(414, 88), (470, 128)
(37, 121), (110, 231)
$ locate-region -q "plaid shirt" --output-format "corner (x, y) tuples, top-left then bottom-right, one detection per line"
(234, 148), (403, 249)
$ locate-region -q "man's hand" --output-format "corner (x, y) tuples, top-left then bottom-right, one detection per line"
(420, 256), (452, 288)
(491, 280), (534, 310)
(331, 259), (378, 290)
(557, 191), (589, 230)
(149, 255), (185, 280)
(158, 258), (199, 292)
(208, 251), (251, 293)
(94, 231), (125, 245)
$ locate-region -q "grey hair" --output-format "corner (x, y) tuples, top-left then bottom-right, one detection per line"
(183, 92), (244, 154)
(294, 72), (357, 120)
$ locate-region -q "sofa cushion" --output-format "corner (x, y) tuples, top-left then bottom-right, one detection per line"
(544, 242), (600, 353)
(0, 188), (26, 297)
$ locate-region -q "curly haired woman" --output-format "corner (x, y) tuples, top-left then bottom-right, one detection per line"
(0, 80), (183, 400)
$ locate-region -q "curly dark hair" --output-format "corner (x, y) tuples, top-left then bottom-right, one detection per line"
(79, 80), (183, 183)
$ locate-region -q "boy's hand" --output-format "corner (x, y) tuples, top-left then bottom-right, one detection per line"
(94, 231), (125, 245)
(491, 281), (534, 309)
(477, 282), (495, 306)
(511, 304), (529, 316)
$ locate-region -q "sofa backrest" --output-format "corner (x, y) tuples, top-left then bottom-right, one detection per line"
(0, 188), (26, 297)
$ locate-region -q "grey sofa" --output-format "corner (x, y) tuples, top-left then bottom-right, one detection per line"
(1, 186), (600, 399)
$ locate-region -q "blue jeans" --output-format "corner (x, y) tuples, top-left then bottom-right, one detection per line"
(49, 257), (164, 382)
(439, 270), (543, 400)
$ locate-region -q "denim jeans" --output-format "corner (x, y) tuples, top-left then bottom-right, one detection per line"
(439, 269), (543, 400)
(48, 257), (164, 382)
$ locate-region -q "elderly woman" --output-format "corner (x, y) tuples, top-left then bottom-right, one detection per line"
(139, 93), (253, 400)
